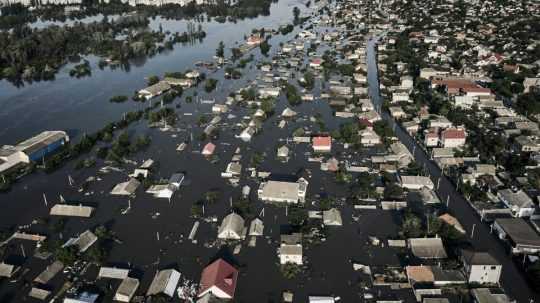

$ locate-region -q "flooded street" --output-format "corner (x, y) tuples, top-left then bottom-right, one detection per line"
(0, 1), (417, 302)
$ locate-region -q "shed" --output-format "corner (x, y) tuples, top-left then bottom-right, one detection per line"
(248, 218), (264, 236)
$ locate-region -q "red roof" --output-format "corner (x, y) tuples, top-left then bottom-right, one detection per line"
(358, 118), (373, 127)
(199, 259), (238, 298)
(313, 136), (331, 147)
(462, 87), (491, 94)
(202, 142), (216, 155)
(442, 128), (466, 140)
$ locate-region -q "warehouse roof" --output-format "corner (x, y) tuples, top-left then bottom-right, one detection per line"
(16, 131), (68, 156)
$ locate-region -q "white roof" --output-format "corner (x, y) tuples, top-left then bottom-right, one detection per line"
(50, 204), (94, 217)
(260, 181), (300, 202)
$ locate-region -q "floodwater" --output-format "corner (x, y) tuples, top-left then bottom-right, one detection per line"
(0, 3), (420, 303)
(0, 0), (305, 144)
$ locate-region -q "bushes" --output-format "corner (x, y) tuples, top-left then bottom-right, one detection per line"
(109, 95), (129, 103)
(204, 78), (218, 92)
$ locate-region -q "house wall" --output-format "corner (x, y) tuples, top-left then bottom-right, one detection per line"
(280, 254), (302, 265)
(468, 265), (501, 284)
(28, 138), (66, 161)
(442, 138), (465, 148)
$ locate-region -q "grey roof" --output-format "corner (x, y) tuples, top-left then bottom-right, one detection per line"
(462, 250), (500, 266)
(50, 204), (94, 217)
(111, 179), (141, 196)
(15, 131), (68, 156)
(248, 218), (264, 236)
(498, 189), (534, 208)
(218, 213), (246, 239)
(29, 287), (51, 300)
(146, 269), (180, 296)
(34, 261), (64, 284)
(71, 230), (98, 253)
(0, 263), (16, 277)
(431, 266), (465, 283)
(259, 181), (300, 202)
(115, 277), (139, 300)
(323, 208), (343, 226)
(169, 173), (185, 186)
(495, 218), (540, 247)
(280, 244), (302, 256)
(423, 299), (450, 303)
(98, 267), (130, 280)
(471, 288), (513, 303)
(140, 81), (171, 96)
(281, 233), (302, 245)
(408, 238), (447, 259)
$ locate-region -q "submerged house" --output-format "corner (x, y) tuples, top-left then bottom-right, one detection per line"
(146, 269), (181, 297)
(258, 178), (309, 204)
(138, 81), (171, 100)
(50, 204), (94, 218)
(217, 213), (247, 240)
(198, 259), (239, 299)
(111, 179), (141, 196)
(114, 277), (139, 303)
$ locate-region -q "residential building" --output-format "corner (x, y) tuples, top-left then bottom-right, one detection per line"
(258, 178), (308, 204)
(497, 189), (535, 217)
(138, 81), (171, 100)
(425, 132), (439, 147)
(217, 213), (246, 240)
(461, 250), (502, 285)
(408, 237), (447, 259)
(493, 218), (540, 254)
(312, 136), (332, 153)
(441, 128), (466, 148)
(279, 244), (303, 265)
(202, 142), (216, 156)
(114, 278), (139, 302)
(0, 145), (29, 174)
(198, 259), (238, 299)
(146, 269), (181, 297)
(400, 175), (435, 190)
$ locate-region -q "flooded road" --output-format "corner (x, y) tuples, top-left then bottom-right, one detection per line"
(366, 37), (539, 302)
(0, 3), (418, 302)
